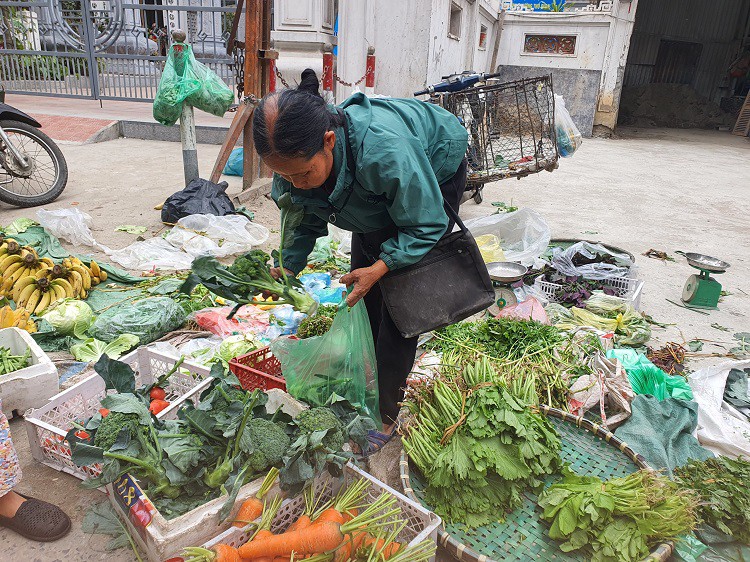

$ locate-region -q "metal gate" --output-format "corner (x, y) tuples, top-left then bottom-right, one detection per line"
(0, 0), (236, 101)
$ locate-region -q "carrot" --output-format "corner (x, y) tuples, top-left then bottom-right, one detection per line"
(315, 507), (346, 525)
(334, 530), (367, 562)
(286, 514), (311, 533)
(238, 520), (345, 559)
(233, 467), (280, 528)
(182, 543), (241, 562)
(360, 535), (403, 558)
(287, 485), (323, 533)
(313, 479), (369, 526)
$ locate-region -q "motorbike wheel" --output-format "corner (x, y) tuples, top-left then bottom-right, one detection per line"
(0, 120), (68, 207)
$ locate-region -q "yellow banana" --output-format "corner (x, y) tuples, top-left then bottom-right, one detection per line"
(89, 260), (101, 278)
(91, 276), (100, 286)
(68, 270), (83, 295)
(25, 289), (41, 313)
(0, 254), (22, 273)
(52, 278), (75, 298)
(35, 267), (51, 280)
(99, 269), (108, 282)
(16, 282), (38, 308)
(50, 284), (66, 303)
(35, 291), (51, 315)
(12, 276), (37, 302)
(9, 266), (31, 287)
(70, 266), (92, 290)
(80, 289), (88, 299)
(39, 257), (55, 268)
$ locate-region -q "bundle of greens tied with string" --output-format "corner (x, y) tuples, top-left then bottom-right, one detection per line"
(401, 357), (563, 527)
(425, 316), (595, 409)
(180, 192), (317, 317)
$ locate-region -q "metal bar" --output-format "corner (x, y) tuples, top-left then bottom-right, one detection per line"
(0, 49), (88, 58)
(120, 4), (233, 12)
(0, 2), (51, 7)
(80, 0), (100, 100)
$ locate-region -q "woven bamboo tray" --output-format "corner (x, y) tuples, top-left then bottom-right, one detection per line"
(399, 405), (673, 562)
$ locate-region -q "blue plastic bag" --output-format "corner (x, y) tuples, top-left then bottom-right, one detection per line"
(300, 273), (345, 304)
(223, 147), (243, 176)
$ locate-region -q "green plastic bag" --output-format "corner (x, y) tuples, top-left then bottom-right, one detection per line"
(270, 301), (381, 424)
(186, 60), (235, 118)
(89, 297), (186, 345)
(607, 348), (693, 401)
(153, 43), (202, 126)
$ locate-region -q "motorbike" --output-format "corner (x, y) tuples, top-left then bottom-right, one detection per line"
(0, 100), (68, 207)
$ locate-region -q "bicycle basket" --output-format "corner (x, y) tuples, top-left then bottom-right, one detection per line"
(439, 75), (558, 185)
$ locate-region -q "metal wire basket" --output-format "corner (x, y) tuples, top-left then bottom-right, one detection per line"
(436, 75), (558, 185)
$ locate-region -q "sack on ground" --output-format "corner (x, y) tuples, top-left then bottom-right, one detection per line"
(161, 178), (235, 223)
(89, 297), (186, 345)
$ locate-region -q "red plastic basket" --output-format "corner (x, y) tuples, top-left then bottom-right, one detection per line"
(229, 346), (286, 391)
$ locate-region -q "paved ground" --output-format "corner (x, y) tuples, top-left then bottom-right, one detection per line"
(2, 126), (749, 561)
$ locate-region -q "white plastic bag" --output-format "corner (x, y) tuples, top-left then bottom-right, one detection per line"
(165, 214), (269, 258)
(554, 94), (582, 157)
(328, 224), (352, 255)
(568, 353), (634, 429)
(36, 208), (109, 250)
(688, 359), (750, 458)
(551, 241), (634, 280)
(107, 237), (195, 271)
(464, 208), (550, 267)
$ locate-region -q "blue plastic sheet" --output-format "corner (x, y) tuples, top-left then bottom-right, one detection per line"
(223, 147), (243, 176)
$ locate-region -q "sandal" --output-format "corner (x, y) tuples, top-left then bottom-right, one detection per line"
(0, 494), (71, 542)
(363, 428), (397, 457)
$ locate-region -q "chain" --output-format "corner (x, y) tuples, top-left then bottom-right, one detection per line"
(333, 68), (370, 88)
(274, 65), (291, 89)
(232, 43), (245, 99)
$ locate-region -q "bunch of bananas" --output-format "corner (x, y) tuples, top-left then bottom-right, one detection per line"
(0, 305), (36, 333)
(0, 240), (54, 297)
(60, 256), (107, 291)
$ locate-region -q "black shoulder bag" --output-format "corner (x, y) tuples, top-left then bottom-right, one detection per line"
(340, 112), (494, 338)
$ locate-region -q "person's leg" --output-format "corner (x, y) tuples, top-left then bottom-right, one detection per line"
(0, 399), (23, 518)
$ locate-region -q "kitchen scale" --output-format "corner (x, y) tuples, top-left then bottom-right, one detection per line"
(677, 251), (730, 309)
(486, 261), (528, 315)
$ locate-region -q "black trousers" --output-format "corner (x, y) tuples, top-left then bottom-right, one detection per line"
(351, 159), (468, 424)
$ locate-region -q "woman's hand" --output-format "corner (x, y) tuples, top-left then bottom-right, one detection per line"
(269, 267), (295, 280)
(341, 260), (389, 307)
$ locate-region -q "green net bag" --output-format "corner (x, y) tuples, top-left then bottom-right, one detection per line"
(270, 301), (381, 424)
(153, 43), (201, 126)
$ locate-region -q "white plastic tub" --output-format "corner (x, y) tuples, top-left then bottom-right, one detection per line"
(0, 327), (58, 418)
(534, 276), (644, 310)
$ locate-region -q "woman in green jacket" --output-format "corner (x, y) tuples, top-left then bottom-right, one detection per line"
(254, 71), (468, 450)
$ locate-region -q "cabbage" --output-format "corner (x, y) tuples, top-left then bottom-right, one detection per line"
(216, 334), (258, 365)
(71, 334), (140, 362)
(42, 299), (93, 336)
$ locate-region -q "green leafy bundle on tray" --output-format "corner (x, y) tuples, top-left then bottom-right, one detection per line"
(402, 358), (563, 527)
(538, 468), (698, 562)
(674, 456), (750, 545)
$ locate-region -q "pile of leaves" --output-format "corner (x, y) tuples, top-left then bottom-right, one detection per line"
(296, 305), (338, 339)
(402, 359), (563, 527)
(69, 360), (365, 520)
(538, 468), (697, 562)
(550, 276), (616, 308)
(674, 456), (750, 544)
(425, 317), (583, 408)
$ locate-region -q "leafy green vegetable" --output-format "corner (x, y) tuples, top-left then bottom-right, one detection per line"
(42, 299), (94, 336)
(82, 502), (143, 560)
(94, 411), (140, 450)
(539, 468), (697, 561)
(674, 456), (750, 544)
(71, 334), (139, 362)
(402, 358), (562, 527)
(180, 251), (316, 316)
(297, 314), (334, 339)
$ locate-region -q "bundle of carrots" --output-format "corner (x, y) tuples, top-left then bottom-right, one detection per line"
(183, 479), (436, 562)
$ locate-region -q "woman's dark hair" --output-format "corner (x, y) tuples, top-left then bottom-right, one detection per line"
(253, 69), (345, 159)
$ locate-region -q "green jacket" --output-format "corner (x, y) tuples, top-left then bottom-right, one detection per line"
(271, 93), (468, 274)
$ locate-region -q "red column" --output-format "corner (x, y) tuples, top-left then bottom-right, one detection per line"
(365, 46), (376, 94)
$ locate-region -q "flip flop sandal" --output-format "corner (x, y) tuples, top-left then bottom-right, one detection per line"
(0, 495), (71, 542)
(363, 428), (397, 457)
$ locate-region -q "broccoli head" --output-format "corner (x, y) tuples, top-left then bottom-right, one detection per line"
(294, 407), (345, 452)
(244, 418), (291, 473)
(228, 250), (273, 282)
(94, 411), (140, 451)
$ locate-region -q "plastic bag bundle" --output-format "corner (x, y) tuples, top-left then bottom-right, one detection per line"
(568, 352), (634, 429)
(153, 43), (202, 126)
(554, 94), (582, 157)
(186, 60), (235, 117)
(270, 301), (381, 423)
(607, 349), (693, 401)
(546, 291), (650, 345)
(89, 297), (186, 344)
(551, 241), (634, 281)
(161, 178), (235, 224)
(165, 214), (269, 258)
(464, 208), (550, 267)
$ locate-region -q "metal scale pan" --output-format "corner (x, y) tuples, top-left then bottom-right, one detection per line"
(486, 262), (528, 315)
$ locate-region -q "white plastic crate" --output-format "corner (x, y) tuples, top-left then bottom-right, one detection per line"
(24, 346), (211, 480)
(204, 463), (441, 562)
(534, 276), (644, 310)
(107, 388), (305, 562)
(0, 327), (58, 418)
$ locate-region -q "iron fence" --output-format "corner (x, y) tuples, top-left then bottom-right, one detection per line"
(0, 0), (237, 101)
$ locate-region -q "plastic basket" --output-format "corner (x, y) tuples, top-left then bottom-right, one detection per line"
(399, 406), (674, 562)
(229, 345), (286, 391)
(23, 347), (211, 481)
(107, 389), (305, 562)
(534, 277), (644, 310)
(0, 327), (58, 418)
(205, 463), (441, 561)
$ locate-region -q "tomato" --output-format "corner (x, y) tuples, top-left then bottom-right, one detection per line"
(98, 408), (110, 417)
(149, 387), (166, 401)
(75, 430), (90, 440)
(149, 399), (170, 414)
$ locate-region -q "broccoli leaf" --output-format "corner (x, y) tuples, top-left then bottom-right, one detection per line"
(99, 393), (151, 424)
(95, 355), (136, 394)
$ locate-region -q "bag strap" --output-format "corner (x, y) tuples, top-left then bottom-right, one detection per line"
(338, 108), (469, 236)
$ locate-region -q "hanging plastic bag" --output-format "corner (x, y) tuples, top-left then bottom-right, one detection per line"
(270, 301), (381, 423)
(554, 94), (582, 157)
(223, 147), (244, 176)
(89, 297), (186, 344)
(185, 55), (235, 118)
(165, 214), (269, 258)
(153, 43), (202, 126)
(463, 209), (550, 267)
